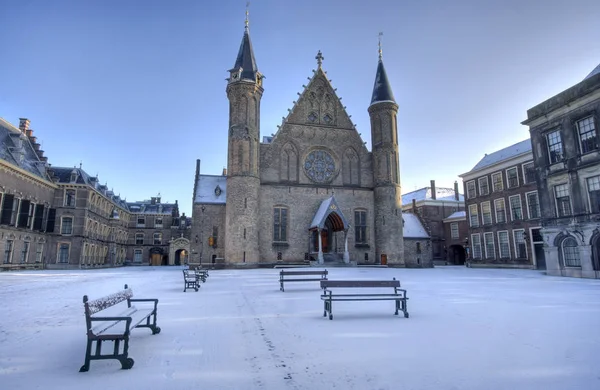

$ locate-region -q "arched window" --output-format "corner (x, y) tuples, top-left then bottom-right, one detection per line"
(273, 206), (288, 242)
(561, 237), (581, 267)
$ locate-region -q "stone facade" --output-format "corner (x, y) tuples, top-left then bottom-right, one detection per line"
(191, 29), (405, 267)
(522, 65), (600, 278)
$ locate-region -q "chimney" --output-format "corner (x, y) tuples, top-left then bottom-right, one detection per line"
(19, 118), (30, 133)
(151, 197), (156, 205)
(430, 180), (436, 200)
(26, 129), (33, 137)
(32, 143), (40, 151)
(412, 198), (416, 212)
(222, 167), (227, 176)
(454, 181), (460, 201)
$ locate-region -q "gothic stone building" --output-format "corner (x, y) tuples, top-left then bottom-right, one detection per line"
(190, 25), (406, 267)
(522, 63), (600, 279)
(0, 117), (189, 270)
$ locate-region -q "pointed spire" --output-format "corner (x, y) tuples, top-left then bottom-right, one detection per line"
(229, 3), (260, 83)
(370, 32), (395, 106)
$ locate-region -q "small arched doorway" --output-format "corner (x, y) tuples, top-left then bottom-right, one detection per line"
(591, 232), (600, 271)
(175, 249), (188, 266)
(448, 244), (466, 265)
(149, 247), (164, 266)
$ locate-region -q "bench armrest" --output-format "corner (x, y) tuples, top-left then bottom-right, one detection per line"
(90, 316), (133, 323)
(129, 298), (159, 310)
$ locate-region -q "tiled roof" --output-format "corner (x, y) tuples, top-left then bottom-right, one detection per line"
(402, 213), (429, 238)
(126, 201), (177, 215)
(370, 59), (395, 105)
(194, 175), (227, 204)
(402, 187), (463, 204)
(309, 196), (350, 230)
(469, 139), (532, 172)
(0, 118), (50, 181)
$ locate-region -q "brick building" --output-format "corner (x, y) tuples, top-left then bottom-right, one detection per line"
(459, 140), (544, 269)
(0, 117), (188, 270)
(401, 181), (465, 265)
(522, 63), (600, 278)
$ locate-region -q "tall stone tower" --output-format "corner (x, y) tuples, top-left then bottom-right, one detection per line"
(224, 14), (264, 264)
(368, 42), (404, 266)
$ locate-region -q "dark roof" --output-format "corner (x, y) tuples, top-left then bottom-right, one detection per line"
(584, 63), (600, 80)
(370, 59), (395, 105)
(126, 200), (178, 215)
(0, 118), (50, 181)
(231, 29), (259, 82)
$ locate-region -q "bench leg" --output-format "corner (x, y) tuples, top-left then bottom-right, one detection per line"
(395, 300), (399, 316)
(280, 281), (284, 292)
(79, 338), (93, 372)
(403, 300), (409, 318)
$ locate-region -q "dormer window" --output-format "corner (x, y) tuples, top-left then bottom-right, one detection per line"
(215, 185), (222, 196)
(70, 170), (78, 183)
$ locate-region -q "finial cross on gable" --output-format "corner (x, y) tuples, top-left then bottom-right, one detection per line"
(316, 50), (324, 68)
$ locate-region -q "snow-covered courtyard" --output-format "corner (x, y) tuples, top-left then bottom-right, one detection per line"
(1, 266), (599, 390)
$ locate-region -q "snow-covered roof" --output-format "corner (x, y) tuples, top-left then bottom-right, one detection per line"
(402, 213), (429, 238)
(584, 63), (600, 80)
(194, 175), (227, 204)
(402, 187), (463, 204)
(444, 211), (466, 222)
(470, 139), (532, 172)
(0, 118), (50, 181)
(309, 196), (349, 230)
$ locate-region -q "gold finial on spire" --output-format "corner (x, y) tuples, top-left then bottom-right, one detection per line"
(245, 2), (250, 31)
(316, 50), (324, 68)
(378, 32), (383, 60)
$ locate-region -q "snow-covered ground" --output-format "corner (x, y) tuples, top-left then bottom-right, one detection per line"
(1, 266), (599, 390)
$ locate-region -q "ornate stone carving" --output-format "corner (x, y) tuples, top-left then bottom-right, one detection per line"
(304, 150), (336, 183)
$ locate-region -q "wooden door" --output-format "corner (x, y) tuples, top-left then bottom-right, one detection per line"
(151, 253), (161, 266)
(321, 230), (329, 253)
(381, 254), (387, 265)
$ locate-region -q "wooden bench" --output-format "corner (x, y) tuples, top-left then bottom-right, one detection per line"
(183, 269), (200, 292)
(279, 269), (328, 292)
(80, 284), (160, 372)
(320, 279), (409, 320)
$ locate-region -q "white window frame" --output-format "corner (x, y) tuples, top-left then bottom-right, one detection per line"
(471, 233), (482, 260)
(509, 195), (523, 221)
(61, 216), (74, 235)
(554, 184), (572, 217)
(466, 180), (476, 199)
(586, 175), (600, 214)
(483, 232), (495, 259)
(136, 216), (145, 227)
(561, 236), (581, 267)
(153, 232), (162, 245)
(135, 233), (144, 246)
(525, 191), (541, 219)
(478, 177), (489, 196)
(4, 239), (14, 264)
(450, 222), (459, 239)
(35, 243), (44, 263)
(497, 231), (510, 259)
(547, 129), (563, 164)
(57, 242), (70, 263)
(506, 167), (519, 189)
(481, 201), (492, 225)
(468, 204), (479, 227)
(491, 172), (503, 192)
(134, 249), (143, 263)
(522, 162), (535, 184)
(513, 229), (527, 259)
(64, 189), (76, 207)
(576, 116), (598, 154)
(20, 241), (30, 263)
(155, 217), (163, 228)
(27, 203), (35, 229)
(494, 198), (506, 224)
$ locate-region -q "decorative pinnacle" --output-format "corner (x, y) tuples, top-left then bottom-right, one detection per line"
(245, 2), (250, 31)
(316, 50), (324, 68)
(378, 32), (383, 60)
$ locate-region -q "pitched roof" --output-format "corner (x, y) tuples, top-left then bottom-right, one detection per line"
(230, 29), (259, 82)
(402, 213), (429, 238)
(443, 211), (466, 222)
(126, 200), (178, 215)
(309, 196), (349, 230)
(370, 59), (396, 105)
(401, 187), (463, 204)
(584, 63), (600, 80)
(194, 174), (227, 204)
(469, 139), (532, 172)
(0, 118), (50, 181)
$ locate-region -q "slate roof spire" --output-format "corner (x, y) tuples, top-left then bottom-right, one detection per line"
(370, 32), (396, 106)
(229, 4), (260, 83)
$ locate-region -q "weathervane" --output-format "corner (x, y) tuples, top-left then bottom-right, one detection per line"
(316, 50), (324, 68)
(245, 2), (250, 31)
(378, 32), (383, 60)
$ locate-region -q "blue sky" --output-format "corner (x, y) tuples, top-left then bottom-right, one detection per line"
(1, 0), (599, 215)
